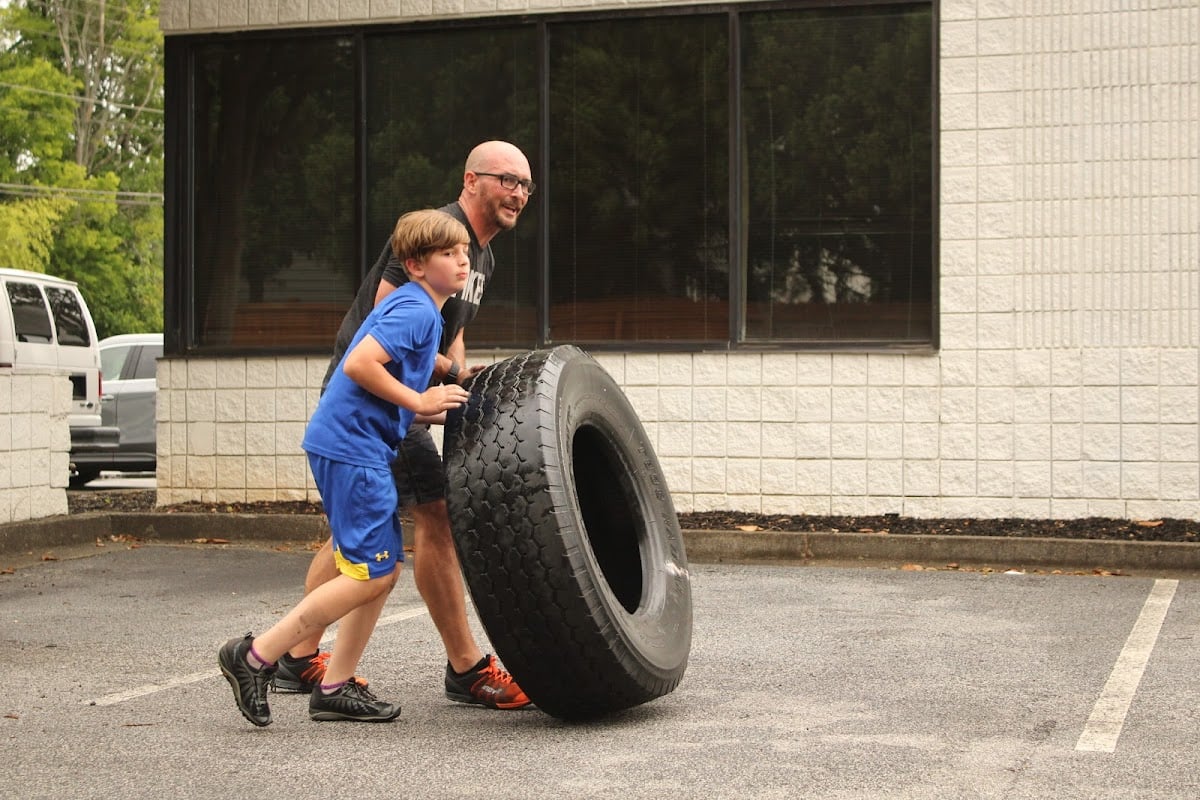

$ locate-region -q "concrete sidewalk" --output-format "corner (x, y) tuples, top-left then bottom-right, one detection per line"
(2, 511), (1199, 575)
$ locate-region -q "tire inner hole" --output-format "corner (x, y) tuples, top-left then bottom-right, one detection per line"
(572, 424), (644, 613)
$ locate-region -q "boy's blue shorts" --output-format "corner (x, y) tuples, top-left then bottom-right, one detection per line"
(307, 452), (404, 580)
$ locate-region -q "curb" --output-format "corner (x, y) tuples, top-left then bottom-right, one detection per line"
(684, 529), (1200, 573)
(2, 513), (1199, 574)
(0, 512), (329, 555)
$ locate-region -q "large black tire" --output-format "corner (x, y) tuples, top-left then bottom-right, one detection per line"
(443, 345), (692, 720)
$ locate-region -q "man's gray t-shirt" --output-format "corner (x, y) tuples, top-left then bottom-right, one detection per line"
(321, 201), (495, 391)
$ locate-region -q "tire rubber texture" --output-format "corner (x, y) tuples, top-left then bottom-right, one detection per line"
(444, 345), (692, 720)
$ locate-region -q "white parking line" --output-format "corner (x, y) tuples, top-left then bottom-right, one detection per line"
(89, 604), (430, 707)
(1075, 578), (1178, 753)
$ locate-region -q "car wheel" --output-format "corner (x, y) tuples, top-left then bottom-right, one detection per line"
(69, 468), (101, 488)
(443, 345), (693, 720)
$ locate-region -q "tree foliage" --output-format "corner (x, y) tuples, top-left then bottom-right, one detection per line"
(0, 0), (163, 338)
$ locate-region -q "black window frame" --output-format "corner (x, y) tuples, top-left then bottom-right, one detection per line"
(164, 0), (938, 357)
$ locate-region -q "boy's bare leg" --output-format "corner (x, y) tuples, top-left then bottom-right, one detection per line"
(286, 538), (339, 658)
(252, 572), (390, 664)
(280, 500), (528, 706)
(284, 498), (484, 672)
(410, 498), (484, 673)
(323, 583), (393, 685)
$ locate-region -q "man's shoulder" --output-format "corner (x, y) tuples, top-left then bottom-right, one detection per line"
(380, 282), (440, 317)
(438, 201), (466, 223)
(380, 280), (425, 305)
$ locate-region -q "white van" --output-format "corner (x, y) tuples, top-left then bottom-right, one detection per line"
(0, 267), (118, 483)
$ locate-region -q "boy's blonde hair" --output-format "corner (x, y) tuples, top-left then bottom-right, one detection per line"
(391, 209), (470, 266)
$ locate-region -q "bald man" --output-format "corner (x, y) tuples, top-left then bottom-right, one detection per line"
(275, 141), (535, 709)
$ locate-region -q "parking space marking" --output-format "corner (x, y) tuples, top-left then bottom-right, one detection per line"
(89, 603), (430, 706)
(1076, 578), (1178, 753)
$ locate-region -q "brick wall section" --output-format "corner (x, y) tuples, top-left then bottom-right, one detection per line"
(0, 372), (72, 522)
(156, 1), (1200, 520)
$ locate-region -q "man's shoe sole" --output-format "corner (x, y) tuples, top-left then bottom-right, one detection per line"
(445, 690), (533, 710)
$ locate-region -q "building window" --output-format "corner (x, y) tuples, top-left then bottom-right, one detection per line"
(168, 1), (933, 353)
(364, 25), (539, 348)
(741, 4), (934, 344)
(189, 36), (356, 349)
(547, 14), (731, 344)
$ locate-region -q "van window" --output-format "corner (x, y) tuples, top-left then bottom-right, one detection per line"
(6, 282), (54, 343)
(46, 286), (92, 347)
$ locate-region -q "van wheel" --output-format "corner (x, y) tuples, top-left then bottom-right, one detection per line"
(443, 346), (692, 720)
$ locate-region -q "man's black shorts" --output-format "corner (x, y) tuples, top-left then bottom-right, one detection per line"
(391, 423), (446, 507)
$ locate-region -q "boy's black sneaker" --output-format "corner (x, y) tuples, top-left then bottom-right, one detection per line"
(217, 633), (275, 727)
(309, 679), (401, 722)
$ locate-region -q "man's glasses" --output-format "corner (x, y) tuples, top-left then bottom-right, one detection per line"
(475, 172), (536, 196)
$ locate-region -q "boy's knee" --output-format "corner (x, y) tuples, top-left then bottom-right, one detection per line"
(363, 570), (398, 599)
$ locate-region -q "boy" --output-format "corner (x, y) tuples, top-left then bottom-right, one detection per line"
(217, 209), (472, 725)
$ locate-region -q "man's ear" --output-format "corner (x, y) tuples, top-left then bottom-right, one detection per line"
(404, 256), (423, 277)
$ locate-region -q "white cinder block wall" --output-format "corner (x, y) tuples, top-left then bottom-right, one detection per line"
(156, 0), (1200, 520)
(0, 373), (72, 522)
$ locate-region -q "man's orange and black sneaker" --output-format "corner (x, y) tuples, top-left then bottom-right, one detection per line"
(444, 654), (532, 710)
(270, 650), (369, 694)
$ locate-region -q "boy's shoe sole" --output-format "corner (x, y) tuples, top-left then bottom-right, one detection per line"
(217, 633), (275, 727)
(309, 680), (400, 723)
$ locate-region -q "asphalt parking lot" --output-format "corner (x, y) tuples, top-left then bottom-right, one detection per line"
(3, 538), (1198, 799)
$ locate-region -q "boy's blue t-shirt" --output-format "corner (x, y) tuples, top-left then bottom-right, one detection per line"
(302, 281), (442, 468)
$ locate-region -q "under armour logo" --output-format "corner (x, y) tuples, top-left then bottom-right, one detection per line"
(374, 550), (389, 562)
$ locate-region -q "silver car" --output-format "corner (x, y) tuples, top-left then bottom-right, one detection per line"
(70, 333), (163, 486)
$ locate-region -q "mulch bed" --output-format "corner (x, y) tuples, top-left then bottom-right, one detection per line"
(67, 490), (1200, 543)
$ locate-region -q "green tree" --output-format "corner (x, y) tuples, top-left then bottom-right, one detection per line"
(0, 0), (163, 338)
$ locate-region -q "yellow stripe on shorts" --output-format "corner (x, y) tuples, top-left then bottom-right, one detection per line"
(333, 546), (371, 581)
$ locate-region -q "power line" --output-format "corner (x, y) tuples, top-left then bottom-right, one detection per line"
(0, 80), (164, 115)
(0, 181), (163, 207)
(2, 22), (162, 61)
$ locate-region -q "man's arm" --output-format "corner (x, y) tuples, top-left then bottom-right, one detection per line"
(445, 329), (466, 379)
(438, 329), (485, 385)
(373, 278), (398, 306)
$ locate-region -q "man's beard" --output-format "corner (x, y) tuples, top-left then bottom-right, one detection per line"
(494, 203), (521, 230)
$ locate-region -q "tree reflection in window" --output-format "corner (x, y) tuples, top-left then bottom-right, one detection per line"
(46, 286), (90, 346)
(192, 37), (355, 347)
(548, 15), (730, 343)
(742, 4), (933, 344)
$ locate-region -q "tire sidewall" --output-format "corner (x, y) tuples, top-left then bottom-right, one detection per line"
(546, 349), (692, 677)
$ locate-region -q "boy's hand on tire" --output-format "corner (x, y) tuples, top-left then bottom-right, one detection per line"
(417, 384), (470, 415)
